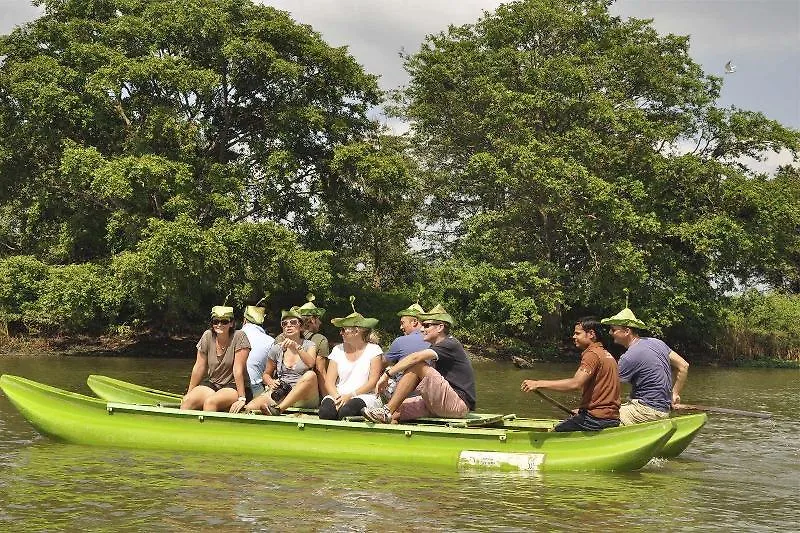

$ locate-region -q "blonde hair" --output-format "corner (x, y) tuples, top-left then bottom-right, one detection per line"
(368, 330), (380, 344)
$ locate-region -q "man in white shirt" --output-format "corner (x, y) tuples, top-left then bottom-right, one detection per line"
(242, 304), (275, 399)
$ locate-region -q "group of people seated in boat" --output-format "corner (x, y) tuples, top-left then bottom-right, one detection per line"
(520, 309), (690, 432)
(179, 291), (688, 431)
(179, 295), (476, 425)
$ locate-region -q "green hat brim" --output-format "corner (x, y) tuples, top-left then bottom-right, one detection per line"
(418, 313), (454, 326)
(330, 312), (378, 329)
(600, 317), (647, 329)
(600, 307), (647, 329)
(211, 306), (234, 320)
(244, 306), (265, 325)
(397, 303), (425, 318)
(281, 309), (303, 321)
(296, 303), (325, 317)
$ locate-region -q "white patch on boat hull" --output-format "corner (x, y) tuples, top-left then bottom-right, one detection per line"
(459, 450), (545, 471)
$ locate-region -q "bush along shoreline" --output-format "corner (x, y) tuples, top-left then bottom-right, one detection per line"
(2, 328), (797, 369)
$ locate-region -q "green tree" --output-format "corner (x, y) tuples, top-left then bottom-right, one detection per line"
(0, 0), (398, 333)
(0, 0), (381, 262)
(395, 0), (800, 345)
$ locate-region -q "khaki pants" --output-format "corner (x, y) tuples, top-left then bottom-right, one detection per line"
(620, 399), (670, 425)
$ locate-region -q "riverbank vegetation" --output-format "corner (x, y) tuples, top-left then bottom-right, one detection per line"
(1, 0), (798, 365)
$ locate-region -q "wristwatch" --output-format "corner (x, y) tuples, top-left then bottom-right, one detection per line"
(237, 396), (246, 403)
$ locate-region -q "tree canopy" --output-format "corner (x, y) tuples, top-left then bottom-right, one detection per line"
(0, 0), (421, 331)
(1, 0), (798, 360)
(396, 0), (800, 346)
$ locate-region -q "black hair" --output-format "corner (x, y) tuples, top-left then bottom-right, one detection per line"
(575, 316), (604, 344)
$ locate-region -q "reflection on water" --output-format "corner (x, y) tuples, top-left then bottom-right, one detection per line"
(0, 356), (798, 531)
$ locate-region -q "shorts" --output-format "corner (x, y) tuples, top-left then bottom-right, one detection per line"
(396, 368), (468, 421)
(620, 399), (670, 425)
(200, 380), (251, 402)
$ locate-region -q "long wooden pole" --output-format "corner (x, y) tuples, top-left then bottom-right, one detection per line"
(534, 390), (574, 416)
(673, 403), (772, 419)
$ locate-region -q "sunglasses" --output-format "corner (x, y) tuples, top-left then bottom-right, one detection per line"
(340, 326), (361, 333)
(421, 322), (442, 329)
(211, 318), (231, 325)
(281, 319), (301, 327)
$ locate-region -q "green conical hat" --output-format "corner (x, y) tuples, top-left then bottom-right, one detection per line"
(397, 303), (425, 318)
(418, 304), (454, 326)
(600, 307), (647, 329)
(243, 305), (265, 325)
(280, 308), (303, 321)
(297, 293), (326, 317)
(211, 306), (234, 320)
(330, 296), (378, 329)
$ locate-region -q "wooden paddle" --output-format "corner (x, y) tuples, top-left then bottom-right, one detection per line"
(673, 403), (772, 419)
(534, 389), (574, 416)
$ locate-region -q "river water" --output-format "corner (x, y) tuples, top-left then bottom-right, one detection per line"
(0, 355), (798, 531)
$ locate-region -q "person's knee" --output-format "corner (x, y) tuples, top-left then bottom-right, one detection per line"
(338, 398), (366, 419)
(318, 396), (338, 420)
(300, 371), (317, 386)
(202, 396), (220, 411)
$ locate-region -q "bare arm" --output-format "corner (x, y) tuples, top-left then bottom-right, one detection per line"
(298, 343), (317, 368)
(315, 355), (328, 386)
(187, 350), (207, 393)
(262, 359), (277, 388)
(669, 350), (690, 404)
(521, 368), (591, 394)
(233, 347), (250, 398)
(324, 359), (339, 396)
(386, 348), (437, 376)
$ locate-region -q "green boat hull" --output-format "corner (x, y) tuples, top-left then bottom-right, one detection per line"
(88, 374), (182, 405)
(3, 374), (675, 472)
(87, 374), (706, 458)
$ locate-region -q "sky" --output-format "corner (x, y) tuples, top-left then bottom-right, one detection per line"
(2, 0), (798, 165)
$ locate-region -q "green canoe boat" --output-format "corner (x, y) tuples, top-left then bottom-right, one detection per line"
(2, 374), (675, 472)
(86, 374), (706, 458)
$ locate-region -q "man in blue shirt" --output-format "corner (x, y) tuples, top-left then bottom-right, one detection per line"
(602, 307), (690, 425)
(379, 303), (430, 401)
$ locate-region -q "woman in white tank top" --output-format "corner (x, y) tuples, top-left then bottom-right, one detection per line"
(319, 300), (383, 420)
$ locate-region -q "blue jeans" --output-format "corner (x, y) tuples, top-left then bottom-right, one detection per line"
(554, 410), (620, 432)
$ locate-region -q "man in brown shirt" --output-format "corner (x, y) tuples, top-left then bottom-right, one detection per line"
(521, 316), (620, 431)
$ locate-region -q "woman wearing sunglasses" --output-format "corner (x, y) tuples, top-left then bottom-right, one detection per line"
(180, 305), (251, 413)
(319, 298), (383, 420)
(244, 308), (319, 415)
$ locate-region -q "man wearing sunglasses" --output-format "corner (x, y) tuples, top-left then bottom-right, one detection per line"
(363, 304), (476, 424)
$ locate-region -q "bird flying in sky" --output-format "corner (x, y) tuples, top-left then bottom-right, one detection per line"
(724, 61), (737, 74)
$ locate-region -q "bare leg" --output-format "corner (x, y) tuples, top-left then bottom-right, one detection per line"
(315, 357), (328, 398)
(202, 388), (238, 412)
(278, 371), (318, 411)
(181, 385), (214, 410)
(386, 362), (434, 412)
(245, 391), (273, 412)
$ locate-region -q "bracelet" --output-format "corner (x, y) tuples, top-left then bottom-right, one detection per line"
(237, 396), (246, 403)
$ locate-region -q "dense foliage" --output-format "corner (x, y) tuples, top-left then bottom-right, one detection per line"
(394, 0), (800, 350)
(1, 0), (798, 361)
(0, 0), (420, 332)
(715, 290), (800, 361)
